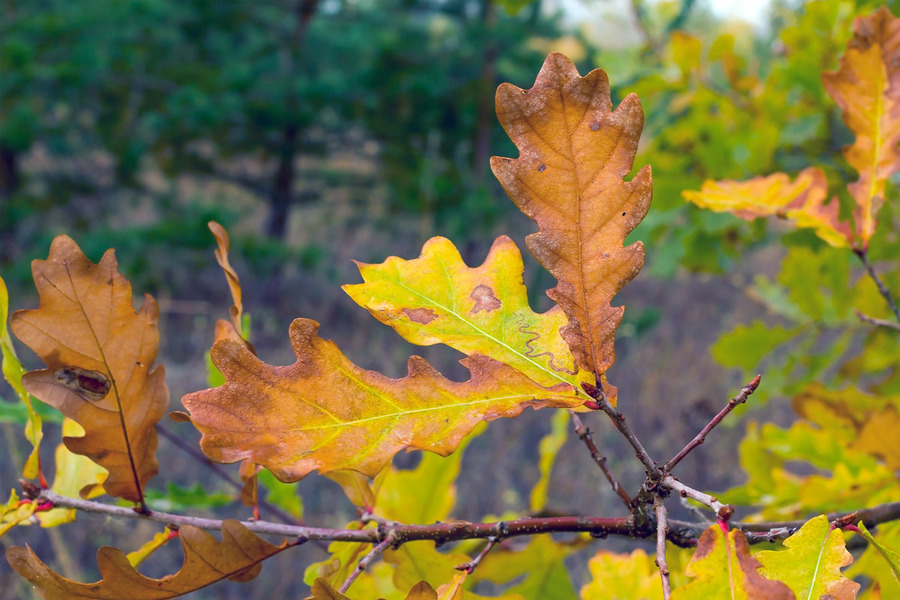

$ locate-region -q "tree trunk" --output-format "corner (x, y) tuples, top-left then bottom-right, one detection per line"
(0, 145), (20, 264)
(266, 124), (299, 240)
(473, 0), (497, 183)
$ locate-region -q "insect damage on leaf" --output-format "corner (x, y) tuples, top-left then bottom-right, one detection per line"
(54, 367), (111, 402)
(491, 52), (652, 402)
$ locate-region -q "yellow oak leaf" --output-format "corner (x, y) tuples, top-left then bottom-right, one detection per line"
(6, 520), (290, 599)
(491, 52), (652, 398)
(35, 418), (108, 528)
(344, 235), (592, 395)
(580, 549), (663, 600)
(822, 6), (900, 247)
(682, 168), (851, 248)
(756, 515), (860, 600)
(9, 236), (168, 503)
(182, 318), (578, 481)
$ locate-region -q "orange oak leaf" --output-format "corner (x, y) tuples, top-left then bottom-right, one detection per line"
(9, 236), (168, 503)
(822, 6), (900, 248)
(491, 52), (651, 393)
(6, 520), (290, 599)
(682, 168), (852, 248)
(181, 318), (577, 481)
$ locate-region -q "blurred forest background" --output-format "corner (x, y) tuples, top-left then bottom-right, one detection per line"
(2, 0), (898, 597)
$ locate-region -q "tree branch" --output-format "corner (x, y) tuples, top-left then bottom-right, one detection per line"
(664, 376), (761, 472)
(21, 490), (900, 553)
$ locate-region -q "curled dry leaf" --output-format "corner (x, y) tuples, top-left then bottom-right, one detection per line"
(182, 318), (578, 481)
(822, 6), (900, 247)
(208, 221), (244, 333)
(6, 520), (289, 599)
(9, 236), (168, 502)
(491, 52), (651, 401)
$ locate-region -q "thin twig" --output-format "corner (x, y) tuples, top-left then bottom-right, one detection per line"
(157, 424), (298, 524)
(654, 497), (671, 599)
(570, 411), (632, 508)
(338, 533), (396, 593)
(855, 310), (900, 332)
(595, 394), (661, 480)
(855, 248), (900, 322)
(662, 476), (734, 521)
(455, 536), (499, 574)
(664, 376), (761, 472)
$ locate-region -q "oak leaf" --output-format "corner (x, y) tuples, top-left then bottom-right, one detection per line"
(34, 418), (108, 528)
(182, 318), (577, 481)
(682, 168), (851, 248)
(491, 52), (652, 395)
(9, 236), (168, 502)
(580, 549), (663, 600)
(343, 236), (590, 393)
(670, 525), (794, 599)
(821, 6), (900, 247)
(6, 520), (289, 599)
(756, 515), (860, 600)
(307, 578), (439, 600)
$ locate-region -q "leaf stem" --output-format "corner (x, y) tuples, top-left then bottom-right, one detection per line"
(654, 497), (671, 599)
(663, 375), (761, 473)
(855, 248), (900, 322)
(570, 411), (632, 508)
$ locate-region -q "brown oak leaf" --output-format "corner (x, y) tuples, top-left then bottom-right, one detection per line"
(491, 52), (651, 397)
(9, 236), (168, 502)
(6, 520), (289, 599)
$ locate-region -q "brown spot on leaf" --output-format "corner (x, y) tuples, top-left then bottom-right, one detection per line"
(402, 307), (438, 324)
(470, 284), (501, 313)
